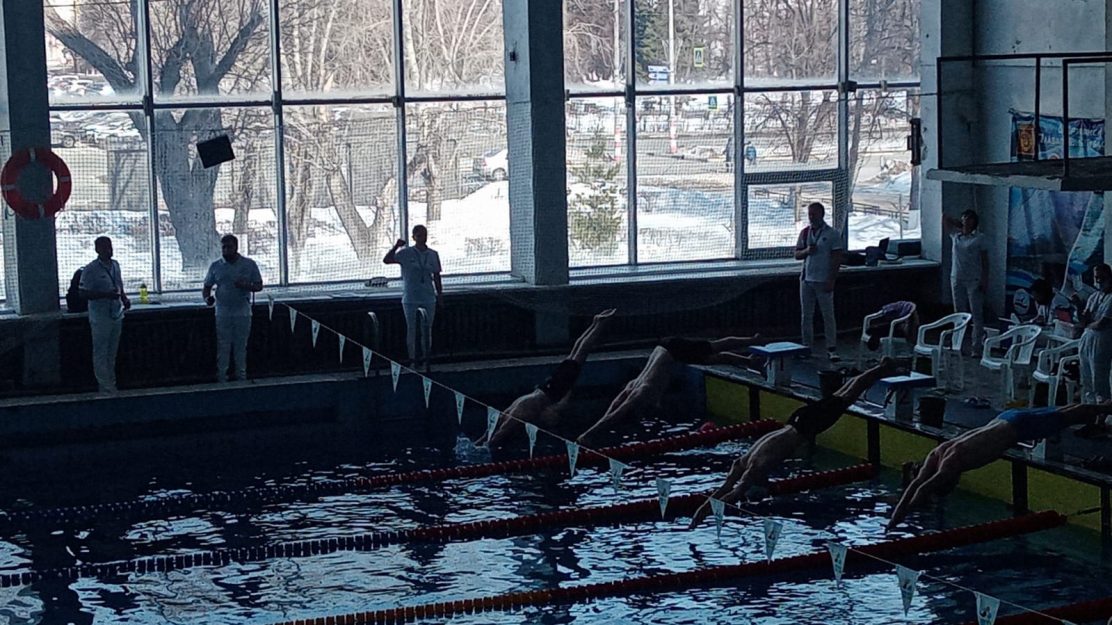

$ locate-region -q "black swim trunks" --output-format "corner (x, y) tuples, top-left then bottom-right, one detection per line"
(786, 396), (851, 440)
(537, 359), (582, 402)
(660, 337), (716, 365)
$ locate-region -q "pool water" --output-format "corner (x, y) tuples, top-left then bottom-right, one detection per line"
(0, 408), (1107, 625)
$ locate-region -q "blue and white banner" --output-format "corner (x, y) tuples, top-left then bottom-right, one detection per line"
(710, 498), (725, 539)
(485, 407), (500, 443)
(289, 307), (298, 332)
(338, 334), (346, 362)
(608, 458), (627, 490)
(827, 542), (848, 583)
(362, 347), (372, 377)
(896, 565), (920, 615)
(566, 441), (580, 477)
(1007, 110), (1105, 317)
(310, 320), (320, 347)
(422, 376), (433, 407)
(455, 391), (466, 423)
(762, 519), (783, 561)
(525, 422), (539, 457)
(975, 592), (1000, 625)
(656, 478), (671, 518)
(391, 361), (401, 391)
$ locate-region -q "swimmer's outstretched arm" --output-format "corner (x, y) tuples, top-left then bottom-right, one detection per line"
(689, 455), (753, 529)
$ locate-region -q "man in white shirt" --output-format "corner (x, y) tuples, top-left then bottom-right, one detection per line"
(203, 234), (263, 382)
(795, 202), (844, 358)
(79, 236), (130, 393)
(1070, 263), (1112, 403)
(383, 224), (443, 368)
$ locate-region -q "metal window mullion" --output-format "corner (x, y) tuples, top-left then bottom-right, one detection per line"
(392, 0), (409, 241)
(625, 0), (637, 266)
(268, 0), (288, 285)
(836, 0), (851, 243)
(138, 0), (161, 293)
(733, 0), (745, 258)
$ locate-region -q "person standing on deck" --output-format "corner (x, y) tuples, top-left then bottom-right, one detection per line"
(203, 234), (263, 383)
(795, 202), (843, 359)
(80, 236), (130, 393)
(384, 224), (443, 370)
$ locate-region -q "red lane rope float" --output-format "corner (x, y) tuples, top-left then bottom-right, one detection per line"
(956, 596), (1112, 625)
(0, 463), (874, 588)
(264, 511), (1066, 625)
(0, 147), (72, 219)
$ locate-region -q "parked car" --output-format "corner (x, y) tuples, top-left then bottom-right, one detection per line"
(473, 148), (508, 181)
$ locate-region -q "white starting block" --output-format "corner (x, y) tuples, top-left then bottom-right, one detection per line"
(879, 372), (936, 421)
(749, 342), (811, 388)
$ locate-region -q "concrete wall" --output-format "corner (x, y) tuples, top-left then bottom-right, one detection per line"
(923, 0), (1108, 316)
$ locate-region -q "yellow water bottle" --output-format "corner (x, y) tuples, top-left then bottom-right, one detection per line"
(139, 283), (149, 305)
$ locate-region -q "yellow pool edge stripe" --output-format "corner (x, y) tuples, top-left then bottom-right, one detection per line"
(704, 374), (1106, 533)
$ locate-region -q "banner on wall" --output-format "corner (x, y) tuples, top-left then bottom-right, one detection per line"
(1006, 110), (1105, 317)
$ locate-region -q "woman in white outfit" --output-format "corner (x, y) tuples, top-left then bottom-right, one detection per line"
(1071, 263), (1112, 403)
(944, 210), (989, 355)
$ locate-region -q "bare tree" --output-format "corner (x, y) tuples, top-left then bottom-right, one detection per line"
(46, 0), (268, 272)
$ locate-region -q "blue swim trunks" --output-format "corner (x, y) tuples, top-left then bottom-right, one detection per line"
(996, 407), (1066, 442)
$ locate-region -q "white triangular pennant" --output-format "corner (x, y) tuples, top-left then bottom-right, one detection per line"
(566, 441), (580, 477)
(608, 458), (627, 490)
(525, 423), (539, 457)
(362, 347), (372, 377)
(656, 478), (671, 518)
(710, 498), (725, 539)
(289, 307), (297, 332)
(267, 295), (274, 320)
(422, 376), (432, 407)
(896, 565), (920, 616)
(827, 542), (848, 583)
(485, 407), (500, 443)
(391, 361), (401, 391)
(311, 320), (320, 347)
(974, 592), (999, 625)
(338, 335), (346, 362)
(763, 519), (783, 561)
(455, 392), (465, 424)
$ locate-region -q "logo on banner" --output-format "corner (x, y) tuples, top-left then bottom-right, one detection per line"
(362, 347), (372, 377)
(390, 361), (401, 391)
(975, 592), (1000, 625)
(762, 519), (783, 561)
(827, 542), (848, 583)
(895, 565), (920, 615)
(655, 478), (671, 518)
(455, 392), (465, 424)
(422, 377), (432, 407)
(338, 335), (346, 362)
(1016, 121), (1036, 159)
(310, 320), (320, 347)
(608, 458), (627, 490)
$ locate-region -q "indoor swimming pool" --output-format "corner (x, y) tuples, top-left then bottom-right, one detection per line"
(0, 394), (1107, 625)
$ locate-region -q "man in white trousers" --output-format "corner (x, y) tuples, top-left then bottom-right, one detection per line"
(795, 202), (844, 359)
(80, 236), (130, 393)
(203, 234), (263, 382)
(1070, 263), (1112, 404)
(384, 224), (443, 369)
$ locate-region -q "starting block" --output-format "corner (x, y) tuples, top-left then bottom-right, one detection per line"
(879, 372), (935, 421)
(749, 342), (811, 388)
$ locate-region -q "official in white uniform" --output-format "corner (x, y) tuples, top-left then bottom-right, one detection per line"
(383, 224), (443, 367)
(1072, 263), (1112, 403)
(79, 236), (130, 393)
(945, 209), (989, 355)
(203, 234), (263, 382)
(795, 202), (844, 358)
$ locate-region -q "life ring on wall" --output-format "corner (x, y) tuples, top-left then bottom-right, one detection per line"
(0, 147), (72, 219)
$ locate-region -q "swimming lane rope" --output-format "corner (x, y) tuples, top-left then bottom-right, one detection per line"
(264, 511), (1067, 625)
(0, 419), (780, 533)
(0, 463), (873, 588)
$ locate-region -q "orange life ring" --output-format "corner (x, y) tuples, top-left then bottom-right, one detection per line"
(0, 147), (72, 219)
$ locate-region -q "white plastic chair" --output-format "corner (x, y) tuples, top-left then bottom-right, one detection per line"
(1028, 339), (1080, 407)
(912, 312), (972, 390)
(857, 303), (917, 367)
(980, 324), (1043, 405)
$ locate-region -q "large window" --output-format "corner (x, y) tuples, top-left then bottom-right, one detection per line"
(43, 0), (507, 293)
(36, 0), (921, 294)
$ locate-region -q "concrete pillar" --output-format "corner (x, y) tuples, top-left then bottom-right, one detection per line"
(503, 0), (568, 287)
(0, 0), (61, 386)
(919, 0), (976, 304)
